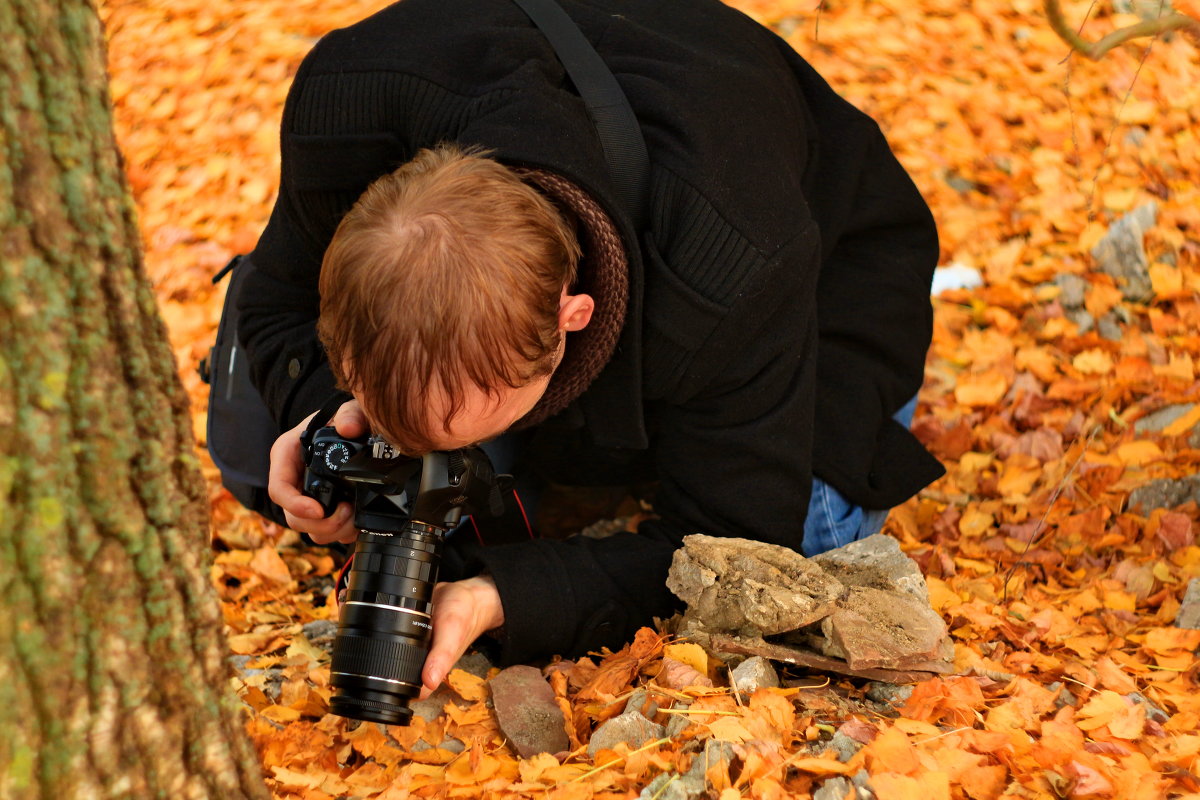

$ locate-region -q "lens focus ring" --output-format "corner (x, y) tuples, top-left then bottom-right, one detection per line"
(331, 633), (427, 687)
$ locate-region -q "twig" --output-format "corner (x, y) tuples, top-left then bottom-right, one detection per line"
(1044, 0), (1200, 60)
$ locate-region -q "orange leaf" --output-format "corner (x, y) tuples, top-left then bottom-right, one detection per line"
(954, 369), (1009, 407)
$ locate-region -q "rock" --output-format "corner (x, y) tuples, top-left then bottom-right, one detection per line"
(667, 534), (843, 635)
(665, 708), (692, 739)
(1065, 308), (1094, 335)
(828, 732), (861, 762)
(411, 736), (466, 754)
(852, 768), (875, 799)
(731, 656), (780, 694)
(588, 710), (665, 758)
(1055, 273), (1088, 309)
(636, 741), (730, 800)
(624, 688), (660, 720)
(1134, 404), (1196, 435)
(302, 620), (338, 651)
(865, 682), (914, 705)
(815, 777), (853, 800)
(1128, 475), (1200, 513)
(490, 665), (569, 758)
(409, 685), (458, 723)
(453, 650), (495, 680)
(1097, 313), (1123, 342)
(813, 534), (929, 605)
(1176, 578), (1200, 630)
(1129, 691), (1170, 723)
(1091, 201), (1157, 301)
(818, 586), (949, 671)
(1048, 682), (1077, 709)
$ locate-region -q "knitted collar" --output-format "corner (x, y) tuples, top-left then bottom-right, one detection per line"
(512, 168), (628, 429)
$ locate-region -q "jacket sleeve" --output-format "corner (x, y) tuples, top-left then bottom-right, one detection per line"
(781, 42), (945, 508)
(465, 264), (820, 664)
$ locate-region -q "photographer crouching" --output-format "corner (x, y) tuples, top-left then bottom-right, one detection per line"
(214, 0), (945, 723)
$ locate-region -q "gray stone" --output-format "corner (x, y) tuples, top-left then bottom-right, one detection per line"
(829, 732), (861, 762)
(665, 708), (692, 739)
(1129, 691), (1170, 723)
(815, 777), (853, 800)
(490, 665), (569, 758)
(302, 620), (338, 651)
(1065, 308), (1094, 335)
(1128, 475), (1200, 513)
(852, 768), (875, 795)
(1176, 578), (1200, 630)
(588, 710), (665, 758)
(636, 741), (730, 800)
(411, 736), (466, 754)
(409, 685), (458, 723)
(667, 534), (843, 635)
(1091, 201), (1157, 301)
(1055, 273), (1088, 309)
(1097, 313), (1123, 342)
(865, 682), (914, 705)
(813, 534), (929, 605)
(453, 650), (495, 680)
(624, 688), (659, 720)
(1134, 404), (1196, 435)
(731, 656), (780, 694)
(1048, 682), (1077, 709)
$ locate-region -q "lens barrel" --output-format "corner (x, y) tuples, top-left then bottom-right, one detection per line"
(329, 522), (442, 725)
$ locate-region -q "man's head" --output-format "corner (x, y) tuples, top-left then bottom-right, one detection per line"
(318, 144), (593, 453)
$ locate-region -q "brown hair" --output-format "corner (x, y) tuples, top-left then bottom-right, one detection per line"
(318, 143), (580, 453)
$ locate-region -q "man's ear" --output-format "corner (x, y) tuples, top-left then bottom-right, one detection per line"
(558, 291), (594, 332)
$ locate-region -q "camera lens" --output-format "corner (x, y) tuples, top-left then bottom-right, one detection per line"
(329, 523), (442, 725)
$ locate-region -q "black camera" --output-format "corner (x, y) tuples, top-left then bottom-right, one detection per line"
(300, 424), (506, 725)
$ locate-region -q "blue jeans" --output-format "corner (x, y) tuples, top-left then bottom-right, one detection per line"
(801, 395), (918, 556)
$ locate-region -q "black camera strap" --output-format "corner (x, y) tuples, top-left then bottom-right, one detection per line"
(511, 0), (650, 227)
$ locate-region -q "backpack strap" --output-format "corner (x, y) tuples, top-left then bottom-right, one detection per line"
(511, 0), (650, 227)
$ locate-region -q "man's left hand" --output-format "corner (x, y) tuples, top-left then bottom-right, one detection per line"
(419, 575), (504, 698)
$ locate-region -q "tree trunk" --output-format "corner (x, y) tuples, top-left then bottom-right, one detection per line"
(0, 1), (268, 798)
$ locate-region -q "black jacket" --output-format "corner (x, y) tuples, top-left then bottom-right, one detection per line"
(238, 0), (944, 664)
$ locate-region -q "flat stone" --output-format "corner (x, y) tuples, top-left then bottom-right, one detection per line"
(1091, 201), (1157, 301)
(828, 732), (861, 762)
(667, 534), (843, 636)
(1065, 308), (1094, 335)
(815, 777), (853, 800)
(1176, 578), (1200, 630)
(637, 741), (731, 800)
(1054, 273), (1088, 309)
(865, 682), (915, 705)
(1097, 313), (1123, 342)
(1128, 475), (1200, 513)
(409, 685), (458, 723)
(1134, 404), (1196, 435)
(588, 710), (665, 758)
(301, 620), (338, 650)
(731, 656), (780, 694)
(709, 633), (949, 684)
(818, 586), (949, 671)
(624, 688), (659, 720)
(490, 665), (569, 758)
(813, 534), (929, 605)
(665, 707), (692, 739)
(453, 650), (495, 680)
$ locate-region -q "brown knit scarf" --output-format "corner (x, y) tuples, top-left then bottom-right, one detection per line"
(512, 168), (628, 428)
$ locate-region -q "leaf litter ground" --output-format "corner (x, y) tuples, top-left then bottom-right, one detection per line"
(100, 0), (1200, 797)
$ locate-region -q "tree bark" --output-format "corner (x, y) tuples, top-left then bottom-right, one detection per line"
(0, 1), (268, 797)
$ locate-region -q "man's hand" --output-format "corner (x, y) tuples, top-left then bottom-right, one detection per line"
(268, 400), (367, 544)
(420, 575), (504, 698)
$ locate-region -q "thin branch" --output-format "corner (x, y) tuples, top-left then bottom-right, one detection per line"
(1044, 0), (1200, 59)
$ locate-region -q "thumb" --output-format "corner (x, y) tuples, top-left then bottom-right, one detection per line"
(333, 399), (368, 438)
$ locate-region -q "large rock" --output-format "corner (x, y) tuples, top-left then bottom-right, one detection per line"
(813, 534), (929, 605)
(588, 710), (664, 758)
(1177, 578), (1200, 630)
(818, 586), (949, 671)
(670, 534), (954, 678)
(1128, 475), (1200, 513)
(489, 665), (569, 758)
(1091, 201), (1156, 301)
(666, 534), (843, 635)
(1134, 404), (1196, 435)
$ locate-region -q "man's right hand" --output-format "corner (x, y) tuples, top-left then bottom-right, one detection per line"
(268, 400), (366, 544)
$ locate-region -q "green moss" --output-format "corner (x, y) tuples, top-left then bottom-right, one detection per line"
(7, 743), (33, 791)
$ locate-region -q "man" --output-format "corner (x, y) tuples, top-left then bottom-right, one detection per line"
(237, 0), (944, 698)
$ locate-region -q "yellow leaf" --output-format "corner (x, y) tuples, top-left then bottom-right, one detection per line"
(1072, 349), (1113, 375)
(519, 753), (560, 783)
(260, 704), (302, 723)
(447, 668), (487, 702)
(1150, 263), (1184, 297)
(1162, 404), (1200, 437)
(789, 757), (851, 775)
(954, 369), (1009, 407)
(663, 642), (709, 677)
(707, 716), (755, 743)
(1115, 441), (1164, 467)
(958, 509), (994, 538)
